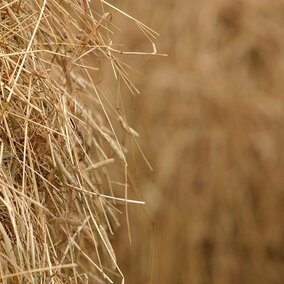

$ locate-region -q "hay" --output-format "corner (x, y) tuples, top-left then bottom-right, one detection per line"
(0, 0), (152, 282)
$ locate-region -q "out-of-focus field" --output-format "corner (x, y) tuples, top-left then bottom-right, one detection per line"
(104, 1), (284, 283)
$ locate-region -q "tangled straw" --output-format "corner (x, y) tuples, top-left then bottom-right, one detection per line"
(0, 0), (155, 282)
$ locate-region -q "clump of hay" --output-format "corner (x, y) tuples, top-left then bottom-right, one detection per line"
(0, 0), (154, 282)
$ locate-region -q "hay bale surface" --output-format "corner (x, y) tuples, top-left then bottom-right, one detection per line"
(0, 1), (148, 282)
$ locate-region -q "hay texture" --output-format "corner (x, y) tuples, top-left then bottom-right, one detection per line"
(0, 0), (150, 282)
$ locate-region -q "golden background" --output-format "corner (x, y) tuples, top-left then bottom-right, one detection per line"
(102, 1), (284, 283)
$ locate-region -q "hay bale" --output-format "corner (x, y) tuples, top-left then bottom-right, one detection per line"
(108, 1), (284, 283)
(0, 0), (149, 282)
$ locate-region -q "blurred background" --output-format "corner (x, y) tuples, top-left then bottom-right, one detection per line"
(102, 0), (284, 283)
